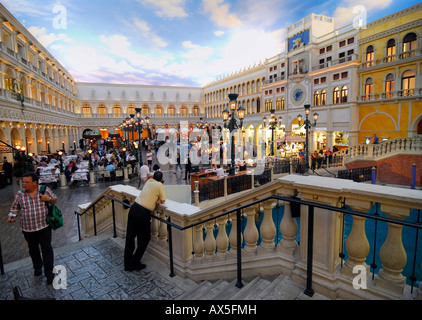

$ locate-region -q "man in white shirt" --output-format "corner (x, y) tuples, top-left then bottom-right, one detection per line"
(138, 161), (150, 188)
(215, 165), (225, 178)
(124, 171), (166, 271)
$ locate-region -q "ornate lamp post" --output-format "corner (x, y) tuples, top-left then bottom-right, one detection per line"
(222, 93), (245, 175)
(263, 109), (283, 156)
(297, 104), (319, 170)
(135, 108), (148, 167)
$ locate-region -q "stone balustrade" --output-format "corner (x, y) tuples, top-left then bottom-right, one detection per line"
(333, 136), (422, 164)
(77, 175), (422, 300)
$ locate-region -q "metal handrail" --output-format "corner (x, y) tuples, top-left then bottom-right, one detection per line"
(74, 192), (422, 296)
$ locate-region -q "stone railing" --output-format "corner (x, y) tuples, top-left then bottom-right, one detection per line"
(334, 136), (422, 164)
(77, 176), (422, 300)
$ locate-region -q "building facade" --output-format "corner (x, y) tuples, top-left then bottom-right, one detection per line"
(0, 3), (421, 161)
(357, 4), (422, 143)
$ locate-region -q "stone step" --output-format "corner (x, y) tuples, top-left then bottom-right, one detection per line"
(230, 277), (271, 300)
(209, 279), (248, 300)
(196, 279), (230, 300)
(176, 281), (212, 300)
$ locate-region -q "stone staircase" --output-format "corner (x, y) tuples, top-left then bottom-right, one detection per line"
(176, 275), (330, 300)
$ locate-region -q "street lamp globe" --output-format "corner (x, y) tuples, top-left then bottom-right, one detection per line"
(222, 108), (230, 122)
(237, 105), (245, 120)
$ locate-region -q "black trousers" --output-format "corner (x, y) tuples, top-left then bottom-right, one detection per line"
(22, 227), (54, 277)
(124, 202), (151, 268)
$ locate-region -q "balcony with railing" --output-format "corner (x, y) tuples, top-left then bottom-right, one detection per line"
(359, 49), (422, 70)
(311, 54), (358, 72)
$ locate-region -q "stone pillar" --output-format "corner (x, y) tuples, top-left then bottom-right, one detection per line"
(216, 216), (229, 256)
(259, 200), (276, 250)
(59, 172), (68, 189)
(229, 214), (242, 253)
(151, 211), (159, 242)
(243, 206), (259, 254)
(158, 212), (167, 246)
(204, 220), (216, 258)
(123, 167), (129, 182)
(193, 224), (204, 259)
(342, 199), (373, 276)
(89, 170), (96, 187)
(279, 200), (299, 255)
(376, 203), (411, 294)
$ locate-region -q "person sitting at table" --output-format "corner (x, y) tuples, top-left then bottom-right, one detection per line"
(69, 159), (78, 173)
(39, 157), (48, 167)
(64, 165), (72, 183)
(215, 165), (225, 178)
(106, 161), (116, 179)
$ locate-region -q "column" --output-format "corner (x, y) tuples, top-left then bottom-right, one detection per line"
(216, 216), (229, 256)
(259, 200), (276, 250)
(151, 212), (159, 242)
(193, 224), (204, 259)
(243, 206), (259, 254)
(342, 199), (373, 276)
(204, 220), (216, 258)
(229, 214), (243, 254)
(375, 203), (410, 294)
(279, 200), (299, 255)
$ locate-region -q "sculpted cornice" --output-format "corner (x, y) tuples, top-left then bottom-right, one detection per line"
(0, 103), (78, 127)
(358, 19), (422, 45)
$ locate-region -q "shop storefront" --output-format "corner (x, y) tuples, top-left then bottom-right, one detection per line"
(333, 131), (349, 151)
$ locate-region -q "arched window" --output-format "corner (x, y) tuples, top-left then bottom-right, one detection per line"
(142, 105), (149, 116)
(113, 104), (121, 117)
(402, 33), (417, 57)
(333, 87), (340, 104)
(168, 105), (175, 116)
(192, 105), (199, 116)
(366, 45), (374, 67)
(155, 105), (163, 116)
(82, 104), (91, 117)
(320, 90), (326, 105)
(386, 39), (396, 62)
(127, 105), (135, 116)
(402, 70), (415, 96)
(341, 86), (348, 103)
(365, 78), (373, 100)
(314, 91), (320, 106)
(98, 104), (107, 117)
(181, 105), (187, 117)
(385, 73), (395, 98)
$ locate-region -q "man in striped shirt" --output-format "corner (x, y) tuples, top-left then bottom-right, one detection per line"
(9, 172), (57, 284)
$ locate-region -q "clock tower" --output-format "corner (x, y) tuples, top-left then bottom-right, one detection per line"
(286, 14), (335, 109)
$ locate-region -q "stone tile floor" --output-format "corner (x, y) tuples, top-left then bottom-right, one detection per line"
(0, 236), (186, 300)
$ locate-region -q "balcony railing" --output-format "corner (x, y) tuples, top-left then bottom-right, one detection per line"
(359, 49), (422, 70)
(312, 54), (358, 71)
(358, 88), (421, 102)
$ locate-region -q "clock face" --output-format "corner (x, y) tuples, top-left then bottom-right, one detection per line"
(294, 89), (303, 101)
(291, 84), (306, 106)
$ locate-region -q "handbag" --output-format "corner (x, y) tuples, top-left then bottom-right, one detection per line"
(40, 185), (63, 230)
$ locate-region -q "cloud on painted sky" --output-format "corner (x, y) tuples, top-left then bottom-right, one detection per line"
(202, 0), (242, 28)
(132, 18), (168, 48)
(137, 0), (189, 18)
